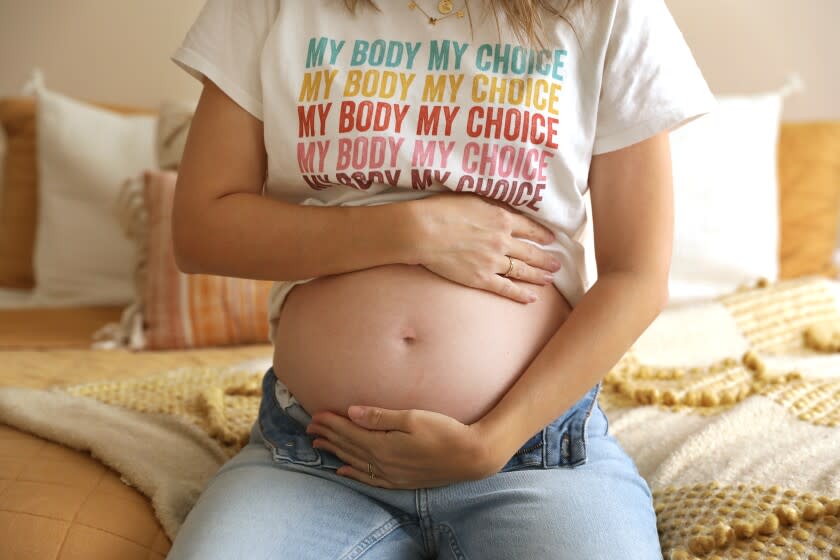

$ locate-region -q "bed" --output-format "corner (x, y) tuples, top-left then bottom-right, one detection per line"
(1, 73), (839, 558)
(3, 277), (840, 559)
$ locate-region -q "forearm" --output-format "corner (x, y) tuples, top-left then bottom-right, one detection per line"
(476, 269), (668, 465)
(175, 193), (419, 280)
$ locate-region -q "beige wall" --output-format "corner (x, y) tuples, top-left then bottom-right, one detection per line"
(0, 0), (837, 119)
(0, 0), (206, 109)
(668, 0), (839, 121)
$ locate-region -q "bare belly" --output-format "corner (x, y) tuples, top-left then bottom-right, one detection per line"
(271, 263), (572, 425)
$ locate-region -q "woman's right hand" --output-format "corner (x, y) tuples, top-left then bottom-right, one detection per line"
(406, 191), (564, 303)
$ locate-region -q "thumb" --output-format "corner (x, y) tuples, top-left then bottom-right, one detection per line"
(347, 406), (412, 431)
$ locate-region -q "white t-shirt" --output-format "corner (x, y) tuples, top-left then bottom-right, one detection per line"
(171, 0), (716, 345)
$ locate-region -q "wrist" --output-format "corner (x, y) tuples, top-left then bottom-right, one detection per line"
(472, 413), (517, 476)
(396, 199), (430, 266)
(349, 201), (422, 268)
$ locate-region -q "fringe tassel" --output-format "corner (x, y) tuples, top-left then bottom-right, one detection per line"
(91, 172), (150, 350)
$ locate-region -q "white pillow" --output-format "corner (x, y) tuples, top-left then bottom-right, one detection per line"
(30, 80), (157, 306)
(667, 92), (782, 304)
(583, 89), (785, 306)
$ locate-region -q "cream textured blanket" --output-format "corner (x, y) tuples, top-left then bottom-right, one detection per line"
(1, 276), (839, 558)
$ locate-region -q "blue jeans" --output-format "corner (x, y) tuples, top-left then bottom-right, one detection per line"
(167, 367), (662, 559)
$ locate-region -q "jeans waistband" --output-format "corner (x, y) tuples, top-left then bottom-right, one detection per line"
(258, 367), (603, 472)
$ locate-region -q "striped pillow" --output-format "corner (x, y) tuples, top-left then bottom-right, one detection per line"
(141, 169), (273, 349)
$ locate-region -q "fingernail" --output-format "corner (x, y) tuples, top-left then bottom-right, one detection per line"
(543, 274), (554, 283)
(528, 292), (538, 302)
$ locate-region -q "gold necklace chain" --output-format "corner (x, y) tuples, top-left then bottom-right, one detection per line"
(408, 0), (466, 25)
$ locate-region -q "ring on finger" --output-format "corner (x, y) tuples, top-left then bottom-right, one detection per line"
(502, 255), (514, 278)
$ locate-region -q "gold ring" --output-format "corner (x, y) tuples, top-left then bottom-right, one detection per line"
(367, 462), (375, 479)
(503, 255), (514, 278)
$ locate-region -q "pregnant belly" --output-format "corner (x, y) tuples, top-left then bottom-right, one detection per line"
(271, 263), (572, 426)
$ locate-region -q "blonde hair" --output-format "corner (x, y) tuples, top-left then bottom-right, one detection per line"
(342, 0), (583, 50)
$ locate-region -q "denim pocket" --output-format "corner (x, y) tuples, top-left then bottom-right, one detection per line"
(256, 367), (343, 470)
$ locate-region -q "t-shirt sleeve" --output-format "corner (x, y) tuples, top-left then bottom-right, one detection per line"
(591, 0), (717, 155)
(170, 0), (278, 121)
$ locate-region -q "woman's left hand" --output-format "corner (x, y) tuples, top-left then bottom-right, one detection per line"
(305, 405), (498, 489)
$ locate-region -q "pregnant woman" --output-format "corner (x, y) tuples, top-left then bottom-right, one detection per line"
(166, 0), (715, 558)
